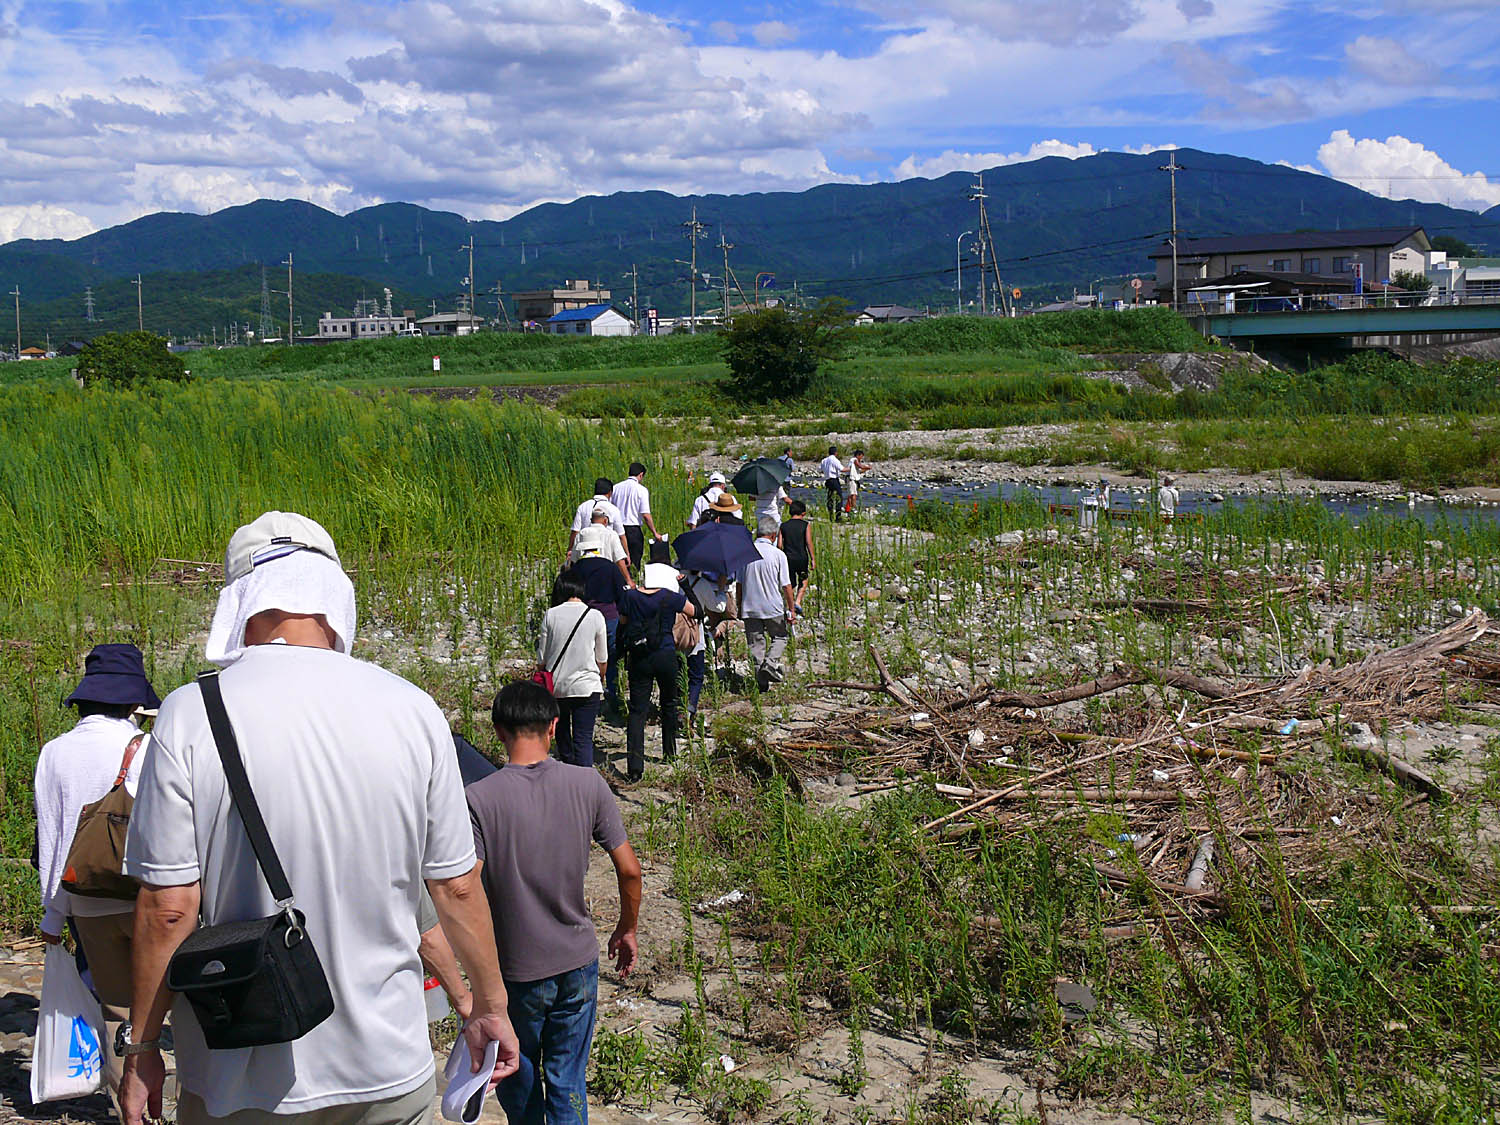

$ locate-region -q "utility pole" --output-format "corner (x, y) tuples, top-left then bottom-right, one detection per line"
(967, 175), (1009, 316)
(9, 287), (18, 359)
(259, 267), (273, 339)
(281, 254), (294, 343)
(131, 274), (143, 331)
(717, 233), (734, 323)
(1160, 155), (1184, 311)
(682, 206), (706, 333)
(459, 236), (476, 331)
(622, 264), (639, 324)
(955, 230), (973, 315)
(490, 281), (512, 329)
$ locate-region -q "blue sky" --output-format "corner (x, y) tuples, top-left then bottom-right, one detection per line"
(1, 0), (1498, 241)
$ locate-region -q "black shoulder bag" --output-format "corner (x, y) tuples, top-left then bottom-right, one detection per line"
(165, 671), (335, 1050)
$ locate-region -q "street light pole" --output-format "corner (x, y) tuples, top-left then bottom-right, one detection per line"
(9, 286), (18, 359)
(955, 231), (973, 315)
(131, 275), (143, 331)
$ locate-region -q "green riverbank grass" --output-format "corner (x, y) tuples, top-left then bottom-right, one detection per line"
(3, 375), (1498, 1122)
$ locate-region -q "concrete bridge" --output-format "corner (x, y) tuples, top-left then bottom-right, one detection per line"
(1189, 300), (1500, 345)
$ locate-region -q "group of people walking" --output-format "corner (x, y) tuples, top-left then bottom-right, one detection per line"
(547, 459), (832, 782)
(31, 452), (875, 1125)
(35, 512), (639, 1125)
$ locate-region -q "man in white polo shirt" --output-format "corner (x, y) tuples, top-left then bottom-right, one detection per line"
(119, 512), (519, 1125)
(611, 462), (660, 573)
(569, 478), (628, 558)
(687, 472), (728, 530)
(738, 516), (794, 692)
(819, 446), (845, 523)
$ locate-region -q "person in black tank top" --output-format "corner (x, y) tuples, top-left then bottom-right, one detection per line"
(778, 501), (815, 613)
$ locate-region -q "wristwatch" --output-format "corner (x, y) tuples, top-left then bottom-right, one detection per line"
(115, 1022), (161, 1056)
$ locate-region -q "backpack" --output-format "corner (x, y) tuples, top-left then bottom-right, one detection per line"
(620, 599), (666, 654)
(673, 584), (704, 653)
(60, 734), (144, 900)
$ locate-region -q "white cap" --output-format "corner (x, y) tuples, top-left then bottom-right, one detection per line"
(709, 471), (727, 485)
(224, 511), (341, 583)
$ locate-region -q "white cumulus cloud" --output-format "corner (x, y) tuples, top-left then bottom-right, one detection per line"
(893, 139), (1176, 180)
(0, 204), (95, 242)
(1317, 129), (1500, 212)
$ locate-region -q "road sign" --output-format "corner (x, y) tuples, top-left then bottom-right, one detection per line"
(1012, 288), (1021, 299)
(1131, 278), (1143, 290)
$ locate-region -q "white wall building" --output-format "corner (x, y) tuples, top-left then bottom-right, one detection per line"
(544, 303), (634, 336)
(317, 312), (415, 340)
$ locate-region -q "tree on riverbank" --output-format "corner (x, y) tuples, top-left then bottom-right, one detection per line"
(723, 299), (853, 401)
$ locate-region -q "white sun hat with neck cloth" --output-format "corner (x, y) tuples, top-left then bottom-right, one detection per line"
(206, 511), (357, 667)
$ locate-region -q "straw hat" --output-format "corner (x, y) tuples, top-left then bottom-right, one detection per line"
(709, 493), (742, 514)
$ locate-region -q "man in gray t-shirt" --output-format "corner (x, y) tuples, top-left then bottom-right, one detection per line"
(468, 681), (642, 1124)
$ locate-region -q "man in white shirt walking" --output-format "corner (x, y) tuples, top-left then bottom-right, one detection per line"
(569, 479), (628, 558)
(739, 517), (795, 692)
(1157, 475), (1180, 521)
(120, 511), (519, 1125)
(687, 472), (728, 530)
(819, 446), (845, 523)
(612, 463), (659, 573)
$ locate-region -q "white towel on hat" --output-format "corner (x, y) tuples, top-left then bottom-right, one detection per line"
(205, 550), (357, 667)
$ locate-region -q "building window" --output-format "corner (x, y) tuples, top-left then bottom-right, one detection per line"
(1333, 256), (1352, 273)
(576, 322), (588, 334)
(1232, 262), (1249, 273)
(1305, 258), (1320, 274)
(1271, 259), (1291, 272)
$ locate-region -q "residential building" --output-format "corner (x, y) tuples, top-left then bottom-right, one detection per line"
(544, 304), (634, 337)
(513, 279), (611, 325)
(18, 346), (47, 360)
(853, 304), (926, 326)
(317, 311), (416, 340)
(415, 311), (485, 336)
(1149, 227), (1433, 303)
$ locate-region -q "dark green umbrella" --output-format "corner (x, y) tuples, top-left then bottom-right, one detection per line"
(731, 457), (791, 496)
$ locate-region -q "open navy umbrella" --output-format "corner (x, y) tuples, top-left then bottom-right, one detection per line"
(730, 457), (791, 497)
(673, 521), (758, 576)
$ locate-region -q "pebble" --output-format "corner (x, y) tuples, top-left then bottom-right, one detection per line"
(835, 771), (857, 787)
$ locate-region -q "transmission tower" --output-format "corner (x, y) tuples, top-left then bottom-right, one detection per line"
(259, 267), (274, 339)
(83, 286), (96, 322)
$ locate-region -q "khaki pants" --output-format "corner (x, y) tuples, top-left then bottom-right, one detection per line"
(178, 1075), (437, 1125)
(72, 911), (134, 1093)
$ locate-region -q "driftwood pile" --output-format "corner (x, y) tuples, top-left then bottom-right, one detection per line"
(791, 611), (1498, 915)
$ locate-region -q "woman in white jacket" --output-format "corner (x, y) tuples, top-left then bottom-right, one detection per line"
(34, 642), (159, 1094)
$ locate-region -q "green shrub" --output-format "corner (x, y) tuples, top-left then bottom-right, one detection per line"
(723, 300), (851, 402)
(76, 331), (189, 387)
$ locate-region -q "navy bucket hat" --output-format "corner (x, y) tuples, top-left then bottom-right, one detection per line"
(63, 643), (161, 710)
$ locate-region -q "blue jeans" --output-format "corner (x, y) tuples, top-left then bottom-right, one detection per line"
(602, 616), (619, 705)
(496, 960), (599, 1125)
(555, 693), (601, 768)
(684, 650), (706, 713)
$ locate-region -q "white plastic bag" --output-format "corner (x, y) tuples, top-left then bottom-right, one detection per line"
(30, 944), (106, 1103)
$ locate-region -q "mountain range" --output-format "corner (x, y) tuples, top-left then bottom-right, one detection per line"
(5, 148), (1499, 344)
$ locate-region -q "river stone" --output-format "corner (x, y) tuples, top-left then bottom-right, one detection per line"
(835, 771), (856, 787)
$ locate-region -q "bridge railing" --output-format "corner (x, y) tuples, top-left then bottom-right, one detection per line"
(1183, 291), (1500, 316)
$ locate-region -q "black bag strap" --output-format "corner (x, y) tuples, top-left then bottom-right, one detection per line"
(197, 671), (295, 908)
(547, 605), (594, 678)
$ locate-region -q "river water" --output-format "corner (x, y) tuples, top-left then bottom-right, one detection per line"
(781, 477), (1500, 528)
